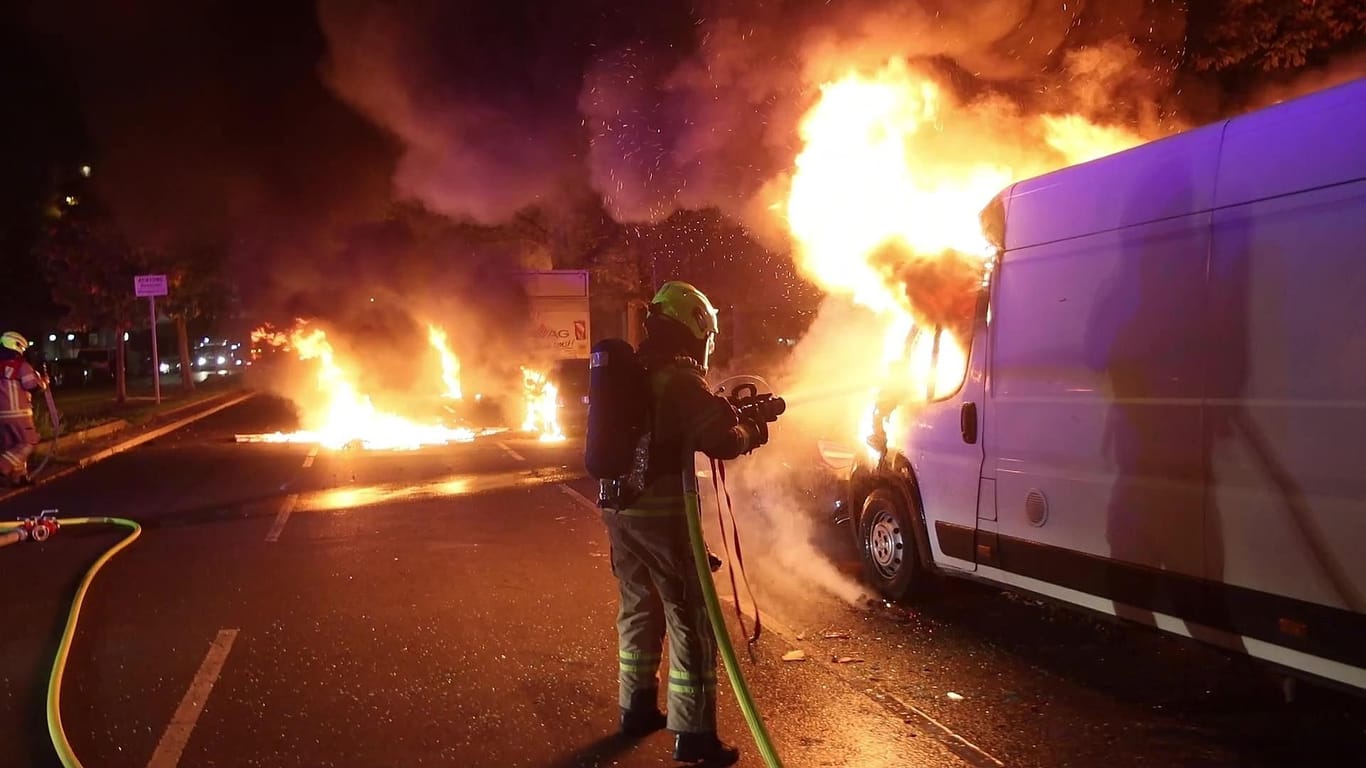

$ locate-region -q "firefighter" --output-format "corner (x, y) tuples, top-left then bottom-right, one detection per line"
(606, 281), (768, 766)
(0, 331), (47, 487)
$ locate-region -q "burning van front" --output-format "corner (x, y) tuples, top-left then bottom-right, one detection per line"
(819, 274), (993, 601)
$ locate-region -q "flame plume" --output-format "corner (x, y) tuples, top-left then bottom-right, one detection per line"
(520, 367), (565, 443)
(783, 59), (1142, 457)
(247, 322), (478, 450)
(427, 324), (463, 400)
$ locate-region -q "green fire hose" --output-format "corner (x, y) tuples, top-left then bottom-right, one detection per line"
(683, 456), (784, 768)
(0, 516), (142, 768)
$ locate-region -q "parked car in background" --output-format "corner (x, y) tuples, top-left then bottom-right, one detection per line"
(74, 349), (115, 382)
(44, 358), (92, 389)
(45, 350), (121, 388)
(193, 345), (243, 375)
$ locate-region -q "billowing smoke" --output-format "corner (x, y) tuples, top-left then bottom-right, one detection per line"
(270, 207), (534, 397)
(316, 1), (604, 224)
(700, 303), (891, 607)
(314, 1), (1196, 232)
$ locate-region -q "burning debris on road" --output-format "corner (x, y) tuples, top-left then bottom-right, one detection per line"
(237, 320), (566, 449)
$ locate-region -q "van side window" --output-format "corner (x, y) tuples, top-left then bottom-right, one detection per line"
(897, 283), (982, 403)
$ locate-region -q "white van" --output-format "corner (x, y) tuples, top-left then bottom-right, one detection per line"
(844, 77), (1366, 692)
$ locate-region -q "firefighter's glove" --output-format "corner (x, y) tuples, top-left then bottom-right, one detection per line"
(739, 417), (769, 453)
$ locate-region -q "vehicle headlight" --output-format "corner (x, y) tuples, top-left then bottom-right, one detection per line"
(217, 356), (226, 365)
(159, 363), (170, 374)
(197, 357), (207, 366)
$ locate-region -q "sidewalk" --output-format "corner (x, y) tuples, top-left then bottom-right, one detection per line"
(40, 377), (241, 441)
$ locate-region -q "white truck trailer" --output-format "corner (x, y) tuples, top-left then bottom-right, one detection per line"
(519, 270), (591, 427)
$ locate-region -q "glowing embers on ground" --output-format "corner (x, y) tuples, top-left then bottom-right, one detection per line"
(782, 59), (1141, 458)
(246, 322), (484, 450)
(520, 367), (565, 443)
(301, 466), (580, 512)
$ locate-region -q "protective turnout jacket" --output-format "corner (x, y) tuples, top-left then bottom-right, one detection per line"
(623, 356), (758, 515)
(0, 355), (40, 419)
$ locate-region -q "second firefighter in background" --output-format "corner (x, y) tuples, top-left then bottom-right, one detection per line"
(0, 331), (49, 487)
(601, 281), (771, 766)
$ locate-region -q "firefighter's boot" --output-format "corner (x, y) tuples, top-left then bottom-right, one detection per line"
(619, 688), (667, 738)
(673, 731), (740, 765)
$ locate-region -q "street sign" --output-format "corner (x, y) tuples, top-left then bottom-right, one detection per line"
(134, 274), (168, 403)
(134, 274), (168, 297)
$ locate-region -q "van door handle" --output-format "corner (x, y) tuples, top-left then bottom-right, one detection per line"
(961, 402), (978, 445)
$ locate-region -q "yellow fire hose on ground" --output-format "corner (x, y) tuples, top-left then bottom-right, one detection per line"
(0, 515), (142, 768)
(683, 456), (784, 768)
(10, 462), (777, 766)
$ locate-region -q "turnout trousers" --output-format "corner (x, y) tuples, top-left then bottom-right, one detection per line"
(603, 508), (718, 733)
(0, 417), (37, 481)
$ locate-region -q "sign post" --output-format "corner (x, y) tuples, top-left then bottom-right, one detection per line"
(134, 274), (169, 404)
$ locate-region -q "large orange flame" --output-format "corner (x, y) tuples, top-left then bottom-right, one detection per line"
(427, 324), (463, 400)
(249, 322), (478, 450)
(520, 367), (565, 443)
(783, 59), (1142, 458)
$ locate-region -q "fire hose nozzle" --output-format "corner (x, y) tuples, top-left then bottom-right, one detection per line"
(733, 393), (786, 424)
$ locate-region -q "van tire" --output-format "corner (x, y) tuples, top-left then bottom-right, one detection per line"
(858, 486), (920, 600)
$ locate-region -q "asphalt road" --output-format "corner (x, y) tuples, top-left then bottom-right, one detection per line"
(2, 394), (1364, 768)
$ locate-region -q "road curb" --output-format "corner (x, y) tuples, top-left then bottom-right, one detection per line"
(0, 390), (256, 504)
(77, 391), (256, 467)
(42, 419), (130, 448)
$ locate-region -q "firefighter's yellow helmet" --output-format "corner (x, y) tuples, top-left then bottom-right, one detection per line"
(649, 281), (719, 342)
(0, 331), (29, 354)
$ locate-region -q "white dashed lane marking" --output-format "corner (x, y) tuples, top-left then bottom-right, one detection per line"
(265, 494), (298, 543)
(145, 629), (240, 768)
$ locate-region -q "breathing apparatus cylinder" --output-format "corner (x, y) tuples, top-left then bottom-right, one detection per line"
(585, 339), (651, 506)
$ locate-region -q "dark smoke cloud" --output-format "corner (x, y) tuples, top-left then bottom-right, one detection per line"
(317, 0), (1201, 232)
(870, 245), (983, 336)
(267, 205), (535, 404)
(29, 0), (1360, 339)
(317, 0), (695, 223)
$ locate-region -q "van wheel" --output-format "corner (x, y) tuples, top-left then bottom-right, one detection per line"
(859, 487), (919, 600)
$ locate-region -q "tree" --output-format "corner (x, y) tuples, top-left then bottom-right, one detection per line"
(1187, 0), (1366, 72)
(507, 198), (619, 271)
(152, 243), (237, 391)
(39, 212), (146, 402)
